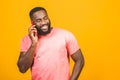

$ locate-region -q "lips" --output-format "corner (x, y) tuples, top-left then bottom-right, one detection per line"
(41, 25), (48, 30)
(40, 24), (49, 32)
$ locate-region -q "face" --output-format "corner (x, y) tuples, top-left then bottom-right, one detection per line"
(31, 10), (51, 35)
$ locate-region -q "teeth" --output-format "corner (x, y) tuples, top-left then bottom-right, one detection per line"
(41, 25), (48, 29)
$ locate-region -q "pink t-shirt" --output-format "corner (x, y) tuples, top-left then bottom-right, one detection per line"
(20, 28), (80, 80)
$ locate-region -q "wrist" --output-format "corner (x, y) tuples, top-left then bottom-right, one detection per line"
(31, 41), (37, 46)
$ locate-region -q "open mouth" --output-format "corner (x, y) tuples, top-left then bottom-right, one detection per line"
(40, 25), (48, 32)
(41, 25), (48, 30)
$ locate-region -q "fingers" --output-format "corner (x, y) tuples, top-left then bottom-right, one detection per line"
(28, 25), (36, 33)
(28, 25), (38, 43)
(29, 25), (37, 33)
(28, 25), (38, 37)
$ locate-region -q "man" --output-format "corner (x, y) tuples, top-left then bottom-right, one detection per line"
(17, 7), (84, 80)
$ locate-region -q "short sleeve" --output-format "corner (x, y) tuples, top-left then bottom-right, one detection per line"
(66, 31), (80, 55)
(20, 36), (31, 52)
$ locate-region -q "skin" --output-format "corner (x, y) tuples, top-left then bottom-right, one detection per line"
(31, 10), (50, 33)
(70, 49), (84, 80)
(17, 10), (84, 80)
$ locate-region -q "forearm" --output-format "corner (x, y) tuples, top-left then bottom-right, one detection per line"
(18, 43), (37, 73)
(70, 58), (84, 80)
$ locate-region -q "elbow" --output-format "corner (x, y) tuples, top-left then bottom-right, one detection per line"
(17, 62), (27, 73)
(20, 70), (27, 73)
(19, 67), (27, 73)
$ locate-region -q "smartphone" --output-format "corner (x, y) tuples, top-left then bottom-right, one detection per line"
(31, 21), (38, 36)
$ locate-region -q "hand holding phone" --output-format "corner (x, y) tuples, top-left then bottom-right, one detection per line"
(28, 25), (38, 44)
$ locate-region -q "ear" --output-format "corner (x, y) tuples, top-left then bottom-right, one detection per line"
(31, 21), (35, 25)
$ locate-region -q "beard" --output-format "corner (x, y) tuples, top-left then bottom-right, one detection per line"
(35, 22), (51, 35)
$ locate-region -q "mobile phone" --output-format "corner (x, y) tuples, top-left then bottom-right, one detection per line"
(31, 21), (38, 36)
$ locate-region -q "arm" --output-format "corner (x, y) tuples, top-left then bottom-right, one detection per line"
(70, 49), (84, 80)
(17, 25), (38, 73)
(17, 43), (37, 73)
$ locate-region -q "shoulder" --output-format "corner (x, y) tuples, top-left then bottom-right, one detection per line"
(53, 27), (75, 41)
(21, 35), (31, 43)
(53, 27), (73, 35)
(22, 35), (30, 40)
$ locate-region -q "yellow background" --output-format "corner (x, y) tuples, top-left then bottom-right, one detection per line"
(0, 0), (120, 80)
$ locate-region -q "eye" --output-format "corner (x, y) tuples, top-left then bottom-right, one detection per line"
(44, 16), (48, 20)
(36, 19), (41, 22)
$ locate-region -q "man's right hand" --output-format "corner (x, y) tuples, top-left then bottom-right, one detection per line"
(17, 25), (38, 73)
(28, 25), (38, 45)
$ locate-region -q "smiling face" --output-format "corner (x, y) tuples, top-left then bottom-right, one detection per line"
(31, 10), (51, 35)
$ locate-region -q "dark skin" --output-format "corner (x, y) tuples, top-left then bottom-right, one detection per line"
(17, 10), (84, 80)
(71, 49), (84, 80)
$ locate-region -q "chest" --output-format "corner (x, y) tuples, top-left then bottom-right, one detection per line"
(34, 34), (67, 58)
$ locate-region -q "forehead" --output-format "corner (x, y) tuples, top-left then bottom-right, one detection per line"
(32, 10), (47, 19)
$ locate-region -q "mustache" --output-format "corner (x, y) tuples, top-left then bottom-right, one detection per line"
(40, 24), (49, 28)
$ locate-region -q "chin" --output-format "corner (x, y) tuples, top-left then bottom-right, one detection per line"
(38, 27), (51, 35)
(36, 23), (51, 35)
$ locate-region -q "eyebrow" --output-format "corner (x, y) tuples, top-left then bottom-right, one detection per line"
(35, 15), (48, 20)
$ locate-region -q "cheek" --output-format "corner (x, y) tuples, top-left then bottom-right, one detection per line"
(35, 22), (42, 26)
(47, 19), (50, 23)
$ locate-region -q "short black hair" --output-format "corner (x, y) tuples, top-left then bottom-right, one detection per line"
(29, 7), (47, 19)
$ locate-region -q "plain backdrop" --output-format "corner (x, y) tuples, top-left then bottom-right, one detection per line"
(0, 0), (120, 80)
